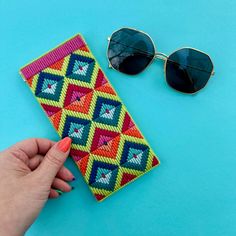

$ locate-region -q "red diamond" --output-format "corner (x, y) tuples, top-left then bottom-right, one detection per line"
(64, 84), (92, 107)
(91, 128), (119, 151)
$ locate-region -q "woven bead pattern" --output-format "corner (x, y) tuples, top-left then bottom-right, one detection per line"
(20, 35), (160, 201)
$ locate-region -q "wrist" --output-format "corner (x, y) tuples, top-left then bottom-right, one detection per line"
(0, 200), (26, 236)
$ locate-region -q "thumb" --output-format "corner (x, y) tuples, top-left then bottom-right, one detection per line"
(35, 137), (72, 184)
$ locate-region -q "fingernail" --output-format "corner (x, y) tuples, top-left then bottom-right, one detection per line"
(58, 137), (72, 153)
(56, 189), (63, 195)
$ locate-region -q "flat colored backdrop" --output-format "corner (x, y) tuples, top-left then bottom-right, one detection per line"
(0, 0), (235, 235)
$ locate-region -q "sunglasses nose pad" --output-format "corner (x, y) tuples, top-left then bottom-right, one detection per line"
(154, 52), (168, 61)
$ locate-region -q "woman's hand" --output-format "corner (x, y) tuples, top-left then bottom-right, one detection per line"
(0, 137), (74, 236)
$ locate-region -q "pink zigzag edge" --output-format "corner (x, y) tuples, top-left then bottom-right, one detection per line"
(20, 34), (86, 80)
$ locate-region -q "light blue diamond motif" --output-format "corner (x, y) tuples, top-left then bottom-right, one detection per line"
(95, 168), (112, 184)
(72, 60), (89, 76)
(127, 148), (143, 165)
(97, 172), (112, 184)
(99, 104), (116, 120)
(68, 123), (84, 139)
(41, 79), (57, 94)
(95, 168), (110, 180)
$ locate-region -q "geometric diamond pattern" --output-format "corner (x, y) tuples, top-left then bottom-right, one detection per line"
(89, 161), (118, 191)
(66, 54), (95, 83)
(35, 72), (64, 101)
(62, 116), (91, 146)
(21, 34), (160, 201)
(120, 141), (150, 171)
(90, 128), (119, 151)
(63, 84), (93, 114)
(93, 96), (122, 127)
(90, 128), (120, 159)
(64, 84), (92, 107)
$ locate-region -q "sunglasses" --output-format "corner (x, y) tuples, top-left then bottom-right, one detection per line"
(107, 28), (215, 94)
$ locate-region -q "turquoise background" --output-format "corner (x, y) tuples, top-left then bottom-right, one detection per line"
(0, 0), (236, 235)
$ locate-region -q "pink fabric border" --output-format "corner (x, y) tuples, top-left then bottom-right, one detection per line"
(20, 34), (86, 80)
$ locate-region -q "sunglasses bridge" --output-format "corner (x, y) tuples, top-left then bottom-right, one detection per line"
(154, 52), (168, 61)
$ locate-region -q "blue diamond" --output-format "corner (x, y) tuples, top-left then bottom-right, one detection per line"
(35, 72), (64, 101)
(120, 141), (150, 171)
(66, 54), (95, 82)
(89, 161), (118, 191)
(93, 96), (121, 127)
(62, 116), (91, 146)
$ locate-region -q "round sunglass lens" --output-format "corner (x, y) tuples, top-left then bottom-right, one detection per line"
(107, 28), (155, 75)
(165, 48), (214, 93)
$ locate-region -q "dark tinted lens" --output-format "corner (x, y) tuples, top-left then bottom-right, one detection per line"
(165, 48), (213, 93)
(108, 28), (155, 75)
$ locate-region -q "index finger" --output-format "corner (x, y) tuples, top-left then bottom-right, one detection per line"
(13, 138), (56, 158)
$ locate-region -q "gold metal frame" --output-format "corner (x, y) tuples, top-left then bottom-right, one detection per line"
(107, 27), (215, 95)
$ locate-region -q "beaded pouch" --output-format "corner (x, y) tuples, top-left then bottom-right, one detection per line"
(20, 34), (160, 201)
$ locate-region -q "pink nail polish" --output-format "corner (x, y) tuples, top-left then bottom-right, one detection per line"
(58, 137), (72, 152)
